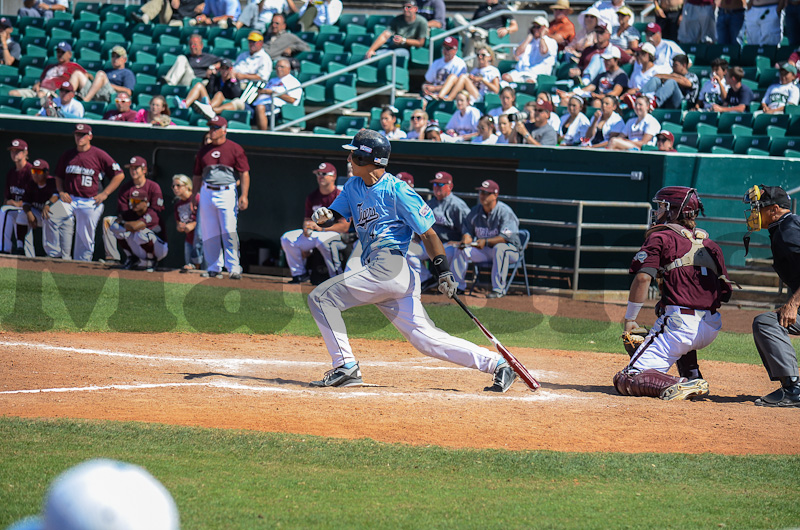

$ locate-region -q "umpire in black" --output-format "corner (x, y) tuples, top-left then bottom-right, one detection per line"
(744, 185), (800, 407)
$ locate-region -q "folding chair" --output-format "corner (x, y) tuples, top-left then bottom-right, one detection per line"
(469, 229), (531, 296)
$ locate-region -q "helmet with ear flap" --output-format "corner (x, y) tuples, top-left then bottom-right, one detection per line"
(342, 129), (391, 167)
(651, 186), (704, 226)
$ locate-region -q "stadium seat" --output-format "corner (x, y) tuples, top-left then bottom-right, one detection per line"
(682, 111), (718, 132)
(278, 102), (306, 128)
(729, 124), (754, 136)
(768, 136), (800, 156)
(213, 48), (239, 60)
(324, 73), (356, 108)
(758, 68), (780, 88)
(0, 105), (22, 115)
(697, 134), (734, 152)
(152, 24), (182, 42)
(651, 108), (682, 125)
(717, 112), (753, 133)
(344, 33), (373, 52)
(98, 21), (126, 36)
(739, 44), (776, 66)
(675, 132), (699, 148)
(366, 14), (394, 34)
(220, 109), (251, 126)
(321, 52), (351, 71)
(676, 144), (698, 153)
(313, 126), (336, 135)
(753, 113), (790, 135)
(394, 97), (422, 114)
(338, 13), (368, 31)
(661, 121), (682, 134)
(682, 43), (710, 65)
(160, 85), (189, 98)
(785, 149), (800, 158)
(705, 43), (740, 65)
(733, 135), (771, 154)
(335, 115), (367, 135)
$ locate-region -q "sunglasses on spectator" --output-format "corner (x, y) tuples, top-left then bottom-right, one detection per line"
(31, 169), (46, 174)
(477, 53), (490, 57)
(112, 53), (122, 58)
(411, 115), (424, 120)
(171, 183), (184, 188)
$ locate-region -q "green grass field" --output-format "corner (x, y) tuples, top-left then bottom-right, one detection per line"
(2, 417), (799, 529)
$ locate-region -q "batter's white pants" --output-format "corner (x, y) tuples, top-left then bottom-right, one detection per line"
(62, 196), (104, 261)
(405, 241), (459, 283)
(308, 248), (503, 373)
(745, 5), (783, 45)
(15, 207), (73, 258)
(0, 205), (24, 253)
(452, 244), (519, 292)
(198, 184), (241, 275)
(110, 221), (168, 262)
(628, 305), (722, 373)
(345, 239), (363, 271)
(280, 228), (343, 277)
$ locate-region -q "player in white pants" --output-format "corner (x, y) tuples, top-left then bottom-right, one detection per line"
(109, 222), (168, 268)
(18, 158), (74, 258)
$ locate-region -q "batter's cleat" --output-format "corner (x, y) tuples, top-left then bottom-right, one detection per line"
(755, 378), (800, 407)
(310, 363), (363, 387)
(201, 271), (220, 278)
(288, 273), (310, 284)
(229, 272), (242, 280)
(484, 363), (517, 393)
(486, 290), (504, 299)
(660, 378), (709, 401)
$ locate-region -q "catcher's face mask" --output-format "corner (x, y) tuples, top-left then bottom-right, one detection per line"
(650, 201), (671, 227)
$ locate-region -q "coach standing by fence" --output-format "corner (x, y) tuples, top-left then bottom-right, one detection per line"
(192, 115), (250, 279)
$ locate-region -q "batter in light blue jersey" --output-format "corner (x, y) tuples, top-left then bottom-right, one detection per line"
(306, 129), (518, 392)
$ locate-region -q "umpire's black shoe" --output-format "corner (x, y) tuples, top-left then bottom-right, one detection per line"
(755, 377), (800, 407)
(484, 362), (517, 393)
(288, 273), (310, 284)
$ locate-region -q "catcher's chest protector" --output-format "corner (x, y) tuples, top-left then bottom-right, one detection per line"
(648, 224), (720, 276)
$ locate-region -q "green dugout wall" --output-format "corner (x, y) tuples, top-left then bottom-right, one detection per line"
(1, 117), (797, 289)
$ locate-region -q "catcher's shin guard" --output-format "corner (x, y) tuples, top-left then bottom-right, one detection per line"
(676, 350), (703, 380)
(613, 368), (685, 397)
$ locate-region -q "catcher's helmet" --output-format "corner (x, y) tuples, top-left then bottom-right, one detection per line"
(651, 186), (704, 226)
(343, 129), (390, 167)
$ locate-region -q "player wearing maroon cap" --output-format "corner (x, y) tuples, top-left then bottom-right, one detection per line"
(18, 159), (73, 258)
(105, 156), (167, 271)
(54, 123), (125, 261)
(192, 115), (250, 279)
(614, 187), (733, 401)
(280, 162), (343, 283)
(2, 138), (33, 254)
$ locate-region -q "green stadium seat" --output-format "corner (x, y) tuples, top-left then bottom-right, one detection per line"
(688, 65), (711, 80)
(350, 43), (370, 61)
(160, 53), (180, 67)
(409, 45), (430, 68)
(338, 13), (368, 31)
(729, 124), (753, 136)
(299, 60), (322, 76)
(758, 68), (780, 88)
(135, 51), (159, 65)
(697, 134), (734, 152)
(21, 98), (41, 113)
(394, 97), (422, 113)
(78, 48), (101, 62)
(313, 126), (336, 135)
(297, 31), (318, 45)
(322, 41), (345, 54)
(83, 100), (107, 115)
(220, 109), (251, 126)
(769, 136), (800, 155)
(137, 93), (154, 108)
(136, 73), (159, 86)
(650, 108), (682, 125)
(676, 144), (699, 153)
(152, 24), (182, 42)
(158, 34), (182, 47)
(775, 45), (794, 63)
(695, 122), (718, 135)
(367, 14), (394, 34)
(517, 93), (536, 107)
(18, 56), (47, 71)
(433, 111), (453, 125)
(753, 113), (790, 135)
(131, 33), (154, 45)
(318, 24), (340, 35)
(72, 19), (97, 35)
(77, 29), (101, 42)
(316, 32), (345, 49)
(335, 115), (367, 134)
(785, 149), (800, 157)
(488, 28), (510, 47)
(278, 102), (306, 128)
(427, 100), (456, 115)
(0, 105), (22, 115)
(344, 24), (367, 37)
(660, 121), (682, 134)
(161, 85), (189, 98)
(321, 52), (351, 70)
(180, 25), (208, 41)
(325, 73), (357, 108)
(45, 17), (72, 32)
(103, 12), (126, 23)
(739, 45), (776, 66)
(344, 33), (373, 52)
(0, 95), (24, 109)
(733, 135), (771, 154)
(705, 44), (740, 64)
(682, 111), (718, 132)
(77, 11), (101, 23)
(682, 43), (710, 65)
(748, 147), (770, 156)
(20, 34), (49, 49)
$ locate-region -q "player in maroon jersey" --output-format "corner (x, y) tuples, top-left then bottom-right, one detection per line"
(19, 159), (74, 258)
(2, 138), (33, 254)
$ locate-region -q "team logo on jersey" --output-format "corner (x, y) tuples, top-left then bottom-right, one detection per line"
(157, 197), (164, 207)
(356, 202), (379, 229)
(211, 151), (221, 159)
(419, 204), (430, 216)
(634, 251), (647, 263)
(112, 163), (121, 172)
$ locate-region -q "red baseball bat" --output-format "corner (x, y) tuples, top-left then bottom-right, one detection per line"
(452, 294), (540, 391)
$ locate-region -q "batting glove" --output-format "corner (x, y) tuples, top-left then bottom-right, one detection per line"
(438, 271), (458, 298)
(312, 207), (333, 224)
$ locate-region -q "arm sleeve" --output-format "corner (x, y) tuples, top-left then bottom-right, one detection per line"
(151, 183), (165, 212)
(629, 233), (664, 277)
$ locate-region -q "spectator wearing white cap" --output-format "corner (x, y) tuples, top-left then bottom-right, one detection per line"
(422, 36), (468, 100)
(37, 82), (85, 119)
(70, 45), (136, 103)
(580, 0), (626, 32)
(502, 16), (558, 84)
(645, 22), (684, 68)
(569, 20), (631, 87)
(625, 42), (672, 95)
(566, 7), (600, 56)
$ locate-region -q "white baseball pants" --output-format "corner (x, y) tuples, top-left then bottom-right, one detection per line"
(308, 248), (502, 373)
(452, 244), (519, 292)
(198, 184), (241, 275)
(0, 205), (24, 253)
(15, 207), (73, 258)
(280, 228), (343, 277)
(62, 196), (104, 261)
(628, 305), (722, 373)
(102, 216), (122, 261)
(110, 221), (168, 262)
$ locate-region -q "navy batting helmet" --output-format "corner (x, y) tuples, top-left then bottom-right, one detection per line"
(343, 129), (390, 167)
(651, 186), (704, 226)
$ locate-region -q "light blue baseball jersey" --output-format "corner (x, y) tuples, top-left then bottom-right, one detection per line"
(330, 172), (435, 264)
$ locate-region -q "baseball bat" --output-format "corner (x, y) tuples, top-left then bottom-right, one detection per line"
(452, 293), (540, 391)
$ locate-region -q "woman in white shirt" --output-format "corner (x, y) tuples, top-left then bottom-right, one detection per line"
(558, 95), (591, 145)
(488, 86), (519, 118)
(379, 106), (407, 140)
(584, 95), (625, 147)
(607, 95), (661, 150)
(471, 115), (499, 144)
(443, 46), (501, 103)
(445, 91), (481, 141)
(405, 109), (429, 140)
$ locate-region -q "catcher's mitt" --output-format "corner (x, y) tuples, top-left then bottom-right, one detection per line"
(621, 327), (649, 357)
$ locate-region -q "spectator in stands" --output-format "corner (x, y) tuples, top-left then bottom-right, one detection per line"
(424, 119), (456, 141)
(488, 86), (519, 118)
(566, 7), (599, 56)
(0, 18), (20, 67)
(37, 81), (84, 119)
(379, 106), (408, 139)
(760, 62), (800, 114)
(192, 0), (241, 27)
(10, 42), (86, 101)
(134, 95), (174, 126)
(131, 0), (205, 25)
(584, 94), (625, 146)
(677, 0), (716, 43)
(646, 23), (683, 67)
(653, 0), (683, 40)
(537, 91), (562, 130)
(610, 6), (639, 55)
(418, 0), (446, 28)
(18, 0), (67, 19)
(163, 35), (221, 87)
(496, 113), (516, 143)
(548, 0), (575, 51)
(442, 46), (500, 104)
(453, 0), (518, 57)
(236, 0), (292, 32)
(626, 42), (672, 95)
(558, 95), (591, 145)
(717, 0), (746, 44)
(233, 31), (273, 84)
(782, 0), (800, 47)
(472, 115), (499, 144)
(406, 109), (429, 139)
(640, 54), (698, 109)
(422, 36), (468, 100)
(183, 58), (243, 112)
(445, 91), (481, 141)
(656, 130), (676, 151)
(697, 57), (729, 110)
(172, 174), (202, 271)
(564, 46), (628, 102)
(787, 45), (800, 70)
(251, 58), (302, 129)
(515, 99), (558, 146)
(292, 0), (343, 32)
(570, 20), (630, 86)
(745, 0), (782, 45)
(712, 66), (755, 112)
(104, 92), (138, 122)
(580, 0), (626, 31)
(263, 13), (310, 61)
(366, 0), (429, 60)
(71, 46), (135, 103)
(502, 17), (558, 84)
(607, 94), (661, 150)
